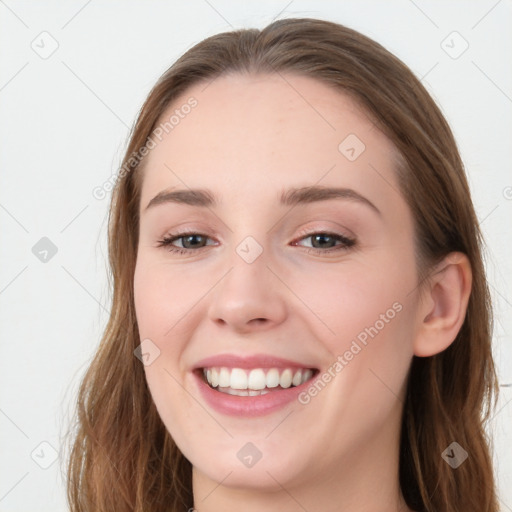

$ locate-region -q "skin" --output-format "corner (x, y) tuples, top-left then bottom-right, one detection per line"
(133, 72), (472, 512)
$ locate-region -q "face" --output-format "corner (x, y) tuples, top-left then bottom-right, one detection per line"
(134, 73), (420, 492)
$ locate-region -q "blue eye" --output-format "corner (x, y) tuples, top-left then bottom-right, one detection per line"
(292, 232), (356, 253)
(156, 233), (215, 255)
(156, 231), (356, 256)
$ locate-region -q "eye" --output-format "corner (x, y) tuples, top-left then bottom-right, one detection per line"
(291, 231), (356, 254)
(156, 232), (217, 255)
(156, 230), (356, 256)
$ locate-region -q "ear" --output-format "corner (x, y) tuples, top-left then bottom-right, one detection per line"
(413, 252), (472, 357)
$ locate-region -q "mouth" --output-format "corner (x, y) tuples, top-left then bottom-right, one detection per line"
(198, 366), (319, 396)
(192, 353), (321, 416)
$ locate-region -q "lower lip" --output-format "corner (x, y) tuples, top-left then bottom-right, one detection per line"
(193, 370), (315, 417)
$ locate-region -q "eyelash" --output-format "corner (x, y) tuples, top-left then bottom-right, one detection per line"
(156, 229), (356, 256)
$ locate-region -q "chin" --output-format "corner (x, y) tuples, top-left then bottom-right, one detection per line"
(189, 438), (313, 492)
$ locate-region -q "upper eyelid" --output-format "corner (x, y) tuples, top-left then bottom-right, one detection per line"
(162, 221), (353, 238)
(163, 228), (351, 239)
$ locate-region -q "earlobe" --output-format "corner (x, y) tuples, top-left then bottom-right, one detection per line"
(413, 252), (472, 357)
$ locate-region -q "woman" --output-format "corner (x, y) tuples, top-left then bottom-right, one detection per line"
(66, 18), (499, 512)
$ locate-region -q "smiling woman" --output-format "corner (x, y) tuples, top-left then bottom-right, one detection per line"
(65, 17), (499, 512)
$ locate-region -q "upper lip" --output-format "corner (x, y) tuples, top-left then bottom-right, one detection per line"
(193, 353), (318, 370)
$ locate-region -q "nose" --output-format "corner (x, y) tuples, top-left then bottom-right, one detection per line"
(206, 247), (288, 334)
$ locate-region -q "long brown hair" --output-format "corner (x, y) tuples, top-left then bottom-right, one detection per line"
(65, 18), (499, 511)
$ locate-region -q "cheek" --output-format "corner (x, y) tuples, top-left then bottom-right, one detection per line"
(293, 262), (416, 416)
(284, 258), (415, 354)
(133, 260), (191, 395)
(133, 259), (209, 342)
(133, 259), (205, 453)
(133, 258), (212, 406)
(285, 256), (417, 423)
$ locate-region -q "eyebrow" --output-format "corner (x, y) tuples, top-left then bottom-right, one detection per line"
(144, 185), (381, 216)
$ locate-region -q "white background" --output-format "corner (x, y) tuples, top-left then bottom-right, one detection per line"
(0, 1), (511, 510)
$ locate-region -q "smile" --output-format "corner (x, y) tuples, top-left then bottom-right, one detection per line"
(192, 353), (320, 416)
(202, 367), (316, 396)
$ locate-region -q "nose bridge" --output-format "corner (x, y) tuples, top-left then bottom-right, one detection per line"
(206, 233), (287, 331)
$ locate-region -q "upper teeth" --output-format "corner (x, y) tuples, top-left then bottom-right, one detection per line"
(203, 367), (313, 390)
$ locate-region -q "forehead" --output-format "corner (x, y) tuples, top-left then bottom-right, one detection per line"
(138, 72), (399, 210)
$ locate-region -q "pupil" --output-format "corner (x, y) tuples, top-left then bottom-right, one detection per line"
(313, 234), (334, 248)
(184, 235), (204, 248)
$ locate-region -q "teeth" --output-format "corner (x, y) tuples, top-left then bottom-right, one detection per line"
(218, 367), (230, 387)
(231, 368), (248, 389)
(225, 388), (271, 396)
(266, 368), (280, 388)
(302, 369), (313, 384)
(248, 369), (266, 390)
(202, 366), (315, 391)
(280, 369), (293, 388)
(211, 368), (219, 388)
(292, 369), (302, 387)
